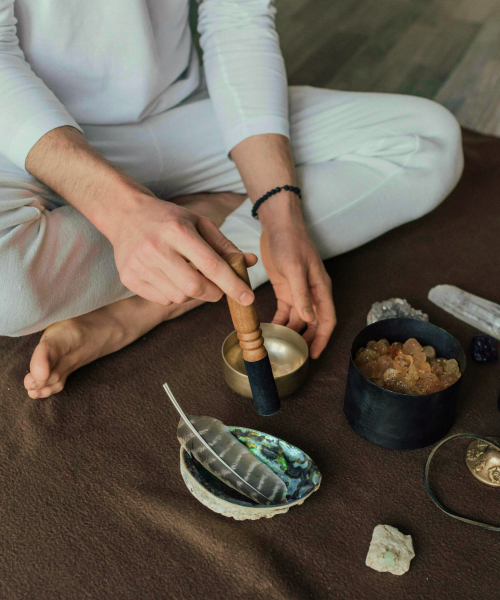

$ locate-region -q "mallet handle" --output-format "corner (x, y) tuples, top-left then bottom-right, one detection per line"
(225, 253), (267, 362)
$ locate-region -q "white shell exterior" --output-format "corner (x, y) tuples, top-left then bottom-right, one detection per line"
(179, 448), (321, 520)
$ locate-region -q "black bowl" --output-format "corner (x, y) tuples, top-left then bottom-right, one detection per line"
(344, 318), (466, 450)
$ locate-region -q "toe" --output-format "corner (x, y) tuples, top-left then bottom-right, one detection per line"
(28, 379), (66, 400)
(29, 339), (53, 385)
(24, 372), (37, 391)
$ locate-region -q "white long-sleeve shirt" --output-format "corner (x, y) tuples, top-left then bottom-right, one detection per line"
(0, 0), (289, 171)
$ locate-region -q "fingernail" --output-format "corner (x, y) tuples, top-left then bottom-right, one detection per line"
(304, 308), (315, 319)
(30, 381), (40, 390)
(239, 292), (253, 305)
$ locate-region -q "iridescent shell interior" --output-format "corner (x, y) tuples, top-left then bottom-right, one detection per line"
(184, 427), (321, 507)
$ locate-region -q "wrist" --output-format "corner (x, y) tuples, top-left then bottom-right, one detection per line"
(91, 172), (158, 242)
(256, 191), (304, 230)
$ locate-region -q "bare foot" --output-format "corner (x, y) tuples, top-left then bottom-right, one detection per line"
(24, 190), (245, 399)
(24, 295), (204, 399)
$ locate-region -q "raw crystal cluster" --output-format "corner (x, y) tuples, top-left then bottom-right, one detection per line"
(469, 334), (498, 363)
(428, 285), (500, 340)
(367, 298), (429, 325)
(355, 337), (461, 394)
(366, 525), (415, 576)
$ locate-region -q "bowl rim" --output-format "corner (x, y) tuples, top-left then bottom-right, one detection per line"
(221, 322), (309, 381)
(350, 317), (467, 398)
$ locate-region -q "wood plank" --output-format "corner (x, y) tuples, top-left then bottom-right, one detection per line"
(454, 0), (499, 23)
(454, 58), (500, 132)
(276, 1), (349, 77)
(335, 0), (419, 36)
(435, 18), (500, 114)
(396, 63), (449, 97)
(369, 21), (436, 93)
(416, 20), (480, 74)
(328, 2), (424, 91)
(288, 31), (369, 88)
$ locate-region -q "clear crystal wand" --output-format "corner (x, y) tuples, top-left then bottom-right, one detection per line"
(428, 285), (500, 340)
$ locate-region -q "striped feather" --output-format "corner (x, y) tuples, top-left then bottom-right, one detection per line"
(163, 383), (287, 505)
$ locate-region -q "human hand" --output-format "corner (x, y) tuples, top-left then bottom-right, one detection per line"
(108, 195), (257, 306)
(260, 220), (336, 359)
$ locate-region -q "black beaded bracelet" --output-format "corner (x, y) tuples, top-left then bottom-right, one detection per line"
(251, 185), (301, 219)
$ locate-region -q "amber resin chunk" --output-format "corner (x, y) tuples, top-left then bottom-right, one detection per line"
(412, 351), (427, 364)
(355, 349), (380, 367)
(393, 354), (413, 370)
(415, 361), (432, 374)
(444, 358), (460, 375)
(386, 343), (403, 360)
(357, 337), (462, 395)
(402, 364), (419, 388)
(441, 372), (460, 388)
(422, 345), (436, 361)
(378, 355), (394, 373)
(375, 339), (390, 355)
(384, 380), (410, 394)
(383, 368), (406, 382)
(402, 338), (423, 356)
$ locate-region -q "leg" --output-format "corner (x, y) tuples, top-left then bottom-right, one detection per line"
(0, 165), (131, 338)
(1, 83), (461, 398)
(81, 85), (461, 290)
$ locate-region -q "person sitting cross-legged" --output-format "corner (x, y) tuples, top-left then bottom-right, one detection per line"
(0, 0), (463, 398)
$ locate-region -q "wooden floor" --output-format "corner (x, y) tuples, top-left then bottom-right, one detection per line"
(273, 0), (500, 136)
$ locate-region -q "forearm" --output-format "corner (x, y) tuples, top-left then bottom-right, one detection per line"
(25, 126), (151, 240)
(230, 134), (304, 229)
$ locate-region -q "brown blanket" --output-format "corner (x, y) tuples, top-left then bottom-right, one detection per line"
(1, 130), (499, 600)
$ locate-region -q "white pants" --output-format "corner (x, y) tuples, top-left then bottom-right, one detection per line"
(0, 85), (463, 337)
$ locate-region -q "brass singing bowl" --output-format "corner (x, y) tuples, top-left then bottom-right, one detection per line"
(222, 323), (309, 399)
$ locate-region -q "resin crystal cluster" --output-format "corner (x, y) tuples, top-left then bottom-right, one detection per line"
(355, 337), (461, 395)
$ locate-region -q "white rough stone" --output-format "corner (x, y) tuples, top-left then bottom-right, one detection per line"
(365, 525), (415, 576)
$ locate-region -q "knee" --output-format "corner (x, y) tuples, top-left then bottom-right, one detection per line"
(405, 97), (463, 218)
(420, 98), (463, 173)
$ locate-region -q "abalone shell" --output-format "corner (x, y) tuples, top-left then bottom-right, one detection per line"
(182, 427), (321, 511)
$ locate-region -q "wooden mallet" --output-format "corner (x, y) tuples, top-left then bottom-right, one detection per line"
(225, 252), (281, 416)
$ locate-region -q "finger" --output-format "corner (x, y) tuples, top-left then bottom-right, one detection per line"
(308, 277), (336, 359)
(143, 268), (193, 304)
(120, 276), (173, 306)
(272, 299), (291, 326)
(149, 253), (224, 303)
(181, 219), (255, 305)
(243, 252), (258, 268)
(302, 320), (318, 347)
(285, 263), (316, 323)
(286, 307), (307, 333)
(186, 252), (256, 284)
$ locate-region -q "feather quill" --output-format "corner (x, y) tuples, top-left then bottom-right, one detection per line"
(163, 382), (287, 505)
